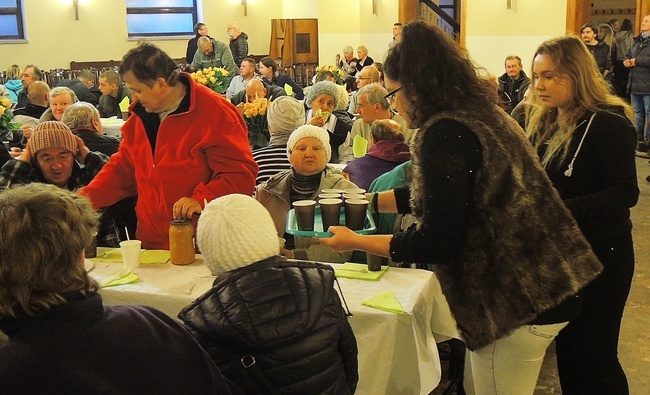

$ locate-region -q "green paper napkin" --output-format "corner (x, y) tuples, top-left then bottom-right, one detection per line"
(140, 250), (170, 264)
(100, 270), (139, 287)
(335, 262), (388, 281)
(353, 135), (368, 158)
(284, 83), (293, 96)
(119, 96), (131, 112)
(93, 248), (125, 263)
(362, 290), (405, 314)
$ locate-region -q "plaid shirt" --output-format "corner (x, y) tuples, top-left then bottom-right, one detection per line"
(0, 152), (120, 247)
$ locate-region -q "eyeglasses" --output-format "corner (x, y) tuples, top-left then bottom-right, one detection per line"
(383, 87), (402, 105)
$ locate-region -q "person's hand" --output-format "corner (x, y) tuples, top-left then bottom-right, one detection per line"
(74, 136), (90, 163)
(235, 102), (245, 116)
(17, 141), (32, 163)
(173, 197), (202, 219)
(21, 124), (34, 140)
(308, 114), (325, 127)
(280, 247), (293, 258)
(624, 58), (635, 68)
(335, 54), (341, 64)
(319, 226), (360, 252)
(9, 147), (23, 158)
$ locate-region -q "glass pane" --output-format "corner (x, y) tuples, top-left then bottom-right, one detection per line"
(0, 15), (18, 36)
(127, 13), (193, 34)
(126, 0), (193, 7)
(0, 0), (17, 8)
(439, 0), (455, 6)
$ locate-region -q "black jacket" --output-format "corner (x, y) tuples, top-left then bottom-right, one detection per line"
(179, 257), (359, 394)
(626, 33), (650, 94)
(497, 70), (531, 113)
(229, 32), (249, 66)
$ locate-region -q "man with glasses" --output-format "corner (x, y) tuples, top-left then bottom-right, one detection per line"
(341, 83), (415, 163)
(348, 65), (380, 117)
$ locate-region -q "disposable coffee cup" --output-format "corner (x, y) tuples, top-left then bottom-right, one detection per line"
(120, 240), (142, 269)
(345, 188), (366, 195)
(318, 193), (341, 199)
(293, 200), (316, 231)
(367, 252), (383, 272)
(84, 233), (98, 259)
(121, 111), (130, 121)
(319, 198), (343, 231)
(321, 188), (345, 194)
(345, 199), (369, 231)
(342, 193), (365, 201)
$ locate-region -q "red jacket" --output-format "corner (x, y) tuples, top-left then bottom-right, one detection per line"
(81, 74), (257, 249)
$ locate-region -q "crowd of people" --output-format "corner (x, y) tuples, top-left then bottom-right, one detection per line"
(0, 16), (643, 395)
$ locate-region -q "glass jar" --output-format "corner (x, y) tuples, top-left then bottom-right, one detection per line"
(169, 220), (196, 265)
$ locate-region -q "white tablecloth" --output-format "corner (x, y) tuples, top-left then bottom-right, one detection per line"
(90, 250), (458, 395)
(100, 117), (125, 138)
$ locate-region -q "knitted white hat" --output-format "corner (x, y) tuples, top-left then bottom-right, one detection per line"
(266, 96), (305, 135)
(197, 194), (279, 275)
(286, 124), (331, 162)
(31, 121), (77, 155)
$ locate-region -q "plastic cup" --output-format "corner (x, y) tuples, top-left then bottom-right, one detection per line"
(84, 233), (98, 259)
(342, 193), (365, 201)
(293, 200), (316, 231)
(319, 198), (343, 231)
(345, 199), (369, 231)
(345, 188), (366, 195)
(321, 188), (345, 194)
(367, 252), (383, 272)
(120, 240), (142, 269)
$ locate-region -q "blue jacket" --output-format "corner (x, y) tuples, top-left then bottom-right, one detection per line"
(3, 79), (22, 103)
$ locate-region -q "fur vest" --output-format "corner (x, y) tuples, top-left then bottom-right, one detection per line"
(410, 109), (602, 351)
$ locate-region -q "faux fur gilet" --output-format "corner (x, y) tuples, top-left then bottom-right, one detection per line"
(410, 109), (603, 351)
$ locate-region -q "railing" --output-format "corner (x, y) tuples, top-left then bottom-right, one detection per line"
(420, 0), (461, 42)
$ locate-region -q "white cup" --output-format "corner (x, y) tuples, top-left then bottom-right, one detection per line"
(120, 240), (142, 269)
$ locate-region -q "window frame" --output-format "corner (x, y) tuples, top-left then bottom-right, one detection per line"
(125, 0), (199, 38)
(0, 0), (25, 40)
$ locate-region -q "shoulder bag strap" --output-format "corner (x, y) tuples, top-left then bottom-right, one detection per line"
(240, 355), (282, 395)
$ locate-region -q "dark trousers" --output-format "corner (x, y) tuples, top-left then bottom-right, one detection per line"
(555, 236), (634, 395)
(612, 60), (630, 102)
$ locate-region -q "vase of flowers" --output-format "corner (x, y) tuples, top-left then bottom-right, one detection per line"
(0, 97), (20, 149)
(190, 67), (230, 94)
(316, 65), (346, 85)
(243, 97), (271, 148)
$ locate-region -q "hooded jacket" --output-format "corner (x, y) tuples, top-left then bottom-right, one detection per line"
(343, 139), (411, 190)
(179, 257), (358, 395)
(398, 109), (602, 351)
(3, 79), (22, 103)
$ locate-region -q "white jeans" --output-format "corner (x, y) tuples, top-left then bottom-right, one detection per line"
(463, 322), (568, 395)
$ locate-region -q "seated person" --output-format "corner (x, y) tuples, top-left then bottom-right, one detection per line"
(62, 102), (121, 156)
(252, 96), (305, 185)
(191, 35), (238, 78)
(258, 56), (304, 100)
(179, 193), (358, 394)
(256, 125), (359, 262)
(98, 70), (132, 119)
(230, 78), (287, 108)
(77, 69), (103, 105)
(12, 81), (50, 129)
(39, 86), (78, 122)
(305, 81), (353, 163)
(225, 57), (260, 99)
(0, 183), (243, 395)
(343, 119), (411, 191)
(0, 121), (119, 246)
(56, 71), (100, 106)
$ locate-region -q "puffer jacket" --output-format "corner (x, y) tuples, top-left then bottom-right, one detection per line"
(626, 33), (650, 94)
(179, 257), (359, 394)
(255, 166), (358, 262)
(229, 32), (249, 67)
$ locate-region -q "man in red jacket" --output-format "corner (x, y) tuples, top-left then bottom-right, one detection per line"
(80, 44), (258, 249)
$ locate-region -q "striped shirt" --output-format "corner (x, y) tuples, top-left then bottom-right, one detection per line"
(252, 144), (291, 185)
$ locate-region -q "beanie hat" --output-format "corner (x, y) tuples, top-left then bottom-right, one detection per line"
(266, 96), (305, 135)
(286, 124), (332, 162)
(335, 84), (349, 111)
(30, 121), (77, 155)
(197, 194), (279, 275)
(305, 80), (340, 109)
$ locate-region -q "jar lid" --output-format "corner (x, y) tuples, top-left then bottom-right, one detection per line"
(170, 219), (192, 226)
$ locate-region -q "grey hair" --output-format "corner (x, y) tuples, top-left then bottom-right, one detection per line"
(198, 36), (212, 49)
(61, 101), (100, 130)
(305, 80), (340, 109)
(49, 86), (78, 103)
(358, 83), (390, 110)
(343, 45), (354, 55)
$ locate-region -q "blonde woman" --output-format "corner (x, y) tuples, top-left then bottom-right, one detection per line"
(355, 45), (374, 73)
(3, 65), (22, 103)
(527, 35), (638, 394)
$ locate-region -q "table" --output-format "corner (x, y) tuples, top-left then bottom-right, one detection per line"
(100, 117), (125, 138)
(89, 249), (458, 395)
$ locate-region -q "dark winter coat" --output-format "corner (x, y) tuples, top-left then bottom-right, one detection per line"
(179, 257), (359, 395)
(230, 32), (249, 67)
(626, 33), (650, 94)
(497, 70), (530, 113)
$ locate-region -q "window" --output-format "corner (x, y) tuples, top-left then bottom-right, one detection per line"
(0, 0), (24, 40)
(126, 0), (199, 37)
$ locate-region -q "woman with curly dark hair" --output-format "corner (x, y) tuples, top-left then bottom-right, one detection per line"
(321, 20), (603, 394)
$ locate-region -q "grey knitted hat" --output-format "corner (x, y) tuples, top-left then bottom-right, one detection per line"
(305, 80), (340, 109)
(266, 96), (305, 135)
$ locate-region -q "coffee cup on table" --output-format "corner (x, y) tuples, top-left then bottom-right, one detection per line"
(293, 200), (316, 231)
(321, 188), (345, 195)
(120, 240), (142, 269)
(319, 198), (343, 231)
(318, 193), (341, 199)
(345, 188), (366, 195)
(345, 199), (369, 231)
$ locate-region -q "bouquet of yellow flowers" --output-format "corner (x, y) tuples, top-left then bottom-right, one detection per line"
(316, 65), (346, 85)
(0, 97), (18, 130)
(243, 96), (271, 148)
(190, 67), (230, 94)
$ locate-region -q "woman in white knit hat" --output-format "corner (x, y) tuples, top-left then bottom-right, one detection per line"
(255, 124), (360, 263)
(179, 193), (358, 395)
